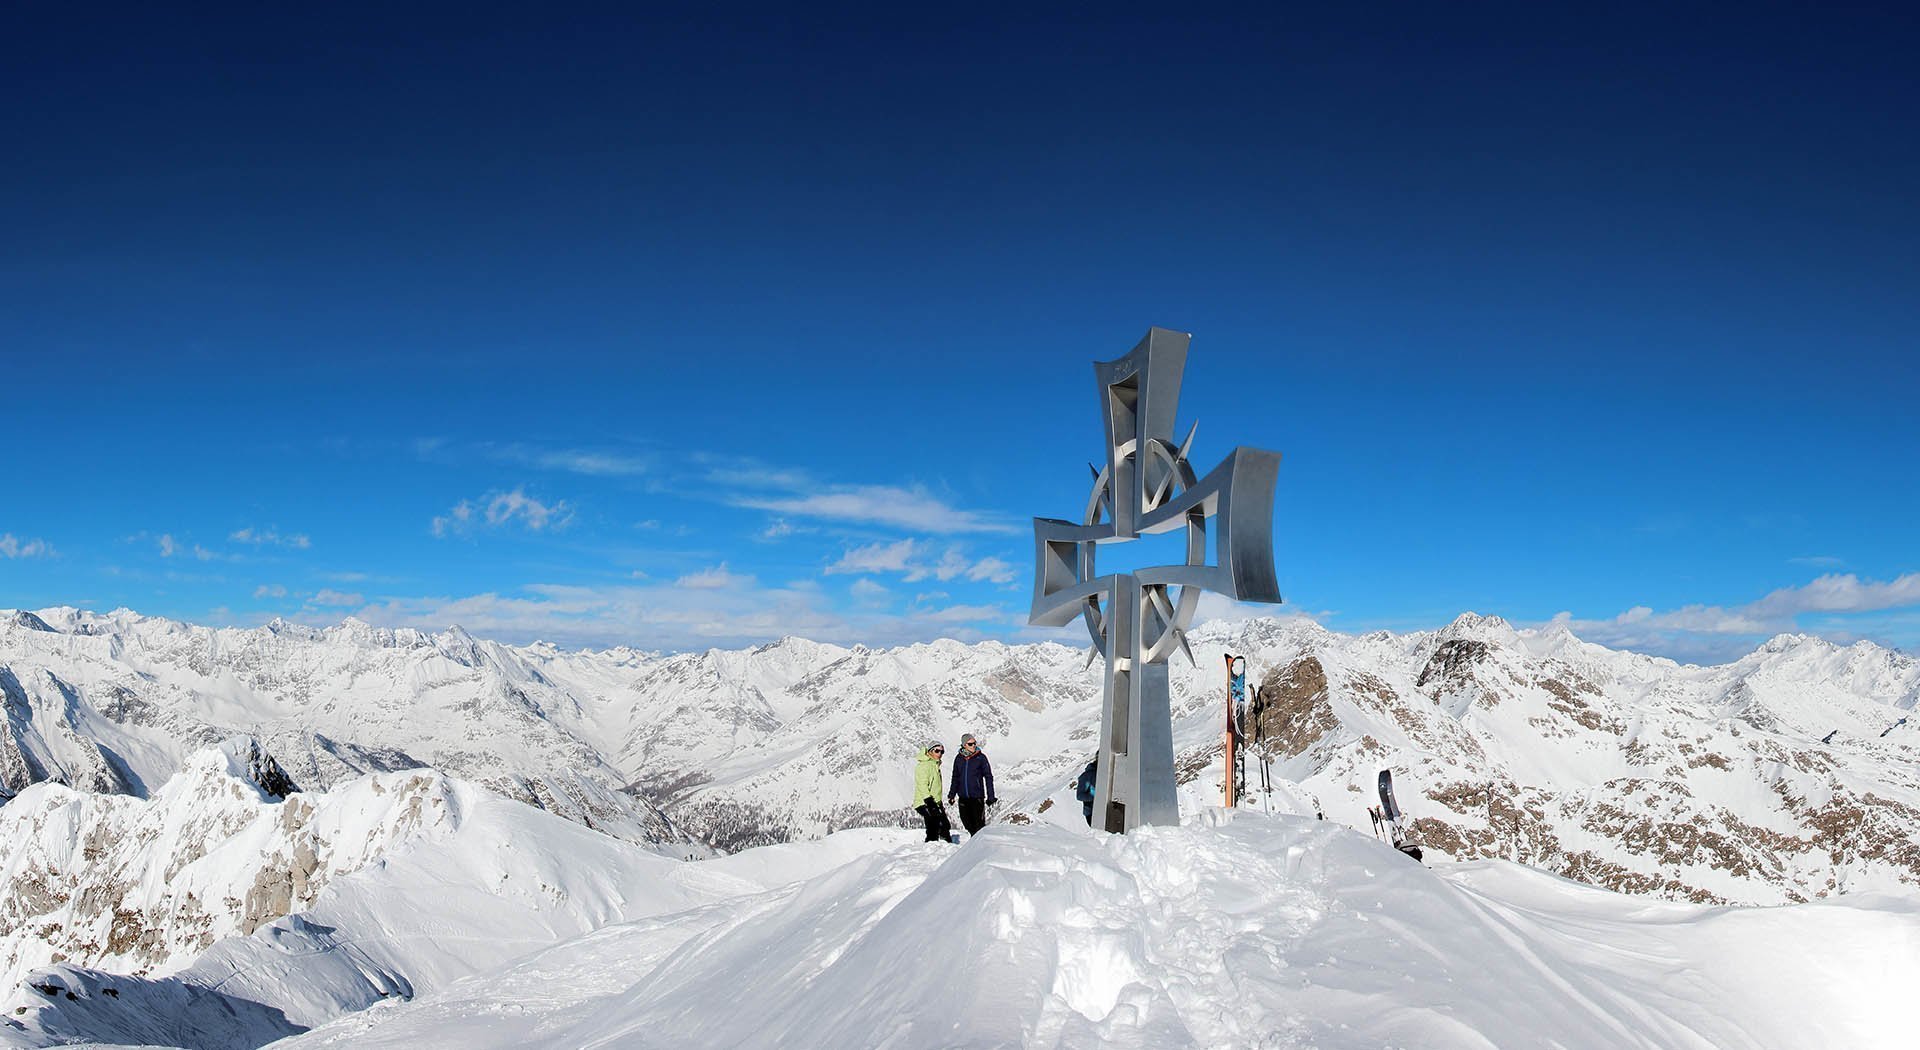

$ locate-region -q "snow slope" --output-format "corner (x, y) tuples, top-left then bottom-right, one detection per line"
(0, 753), (751, 1049)
(267, 813), (1920, 1050)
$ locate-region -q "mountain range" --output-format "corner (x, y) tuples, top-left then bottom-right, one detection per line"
(5, 605), (1918, 922)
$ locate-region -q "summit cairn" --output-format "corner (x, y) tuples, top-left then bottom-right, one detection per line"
(1029, 327), (1284, 832)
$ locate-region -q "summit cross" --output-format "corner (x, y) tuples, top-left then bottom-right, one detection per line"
(1029, 327), (1283, 833)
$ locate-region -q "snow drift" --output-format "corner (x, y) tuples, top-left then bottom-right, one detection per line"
(0, 750), (743, 1049)
(272, 813), (1920, 1050)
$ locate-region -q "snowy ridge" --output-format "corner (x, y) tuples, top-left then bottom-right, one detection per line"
(0, 609), (693, 848)
(0, 740), (463, 991)
(5, 607), (1920, 909)
(1, 750), (745, 1049)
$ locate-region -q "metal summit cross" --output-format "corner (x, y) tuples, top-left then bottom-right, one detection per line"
(1030, 327), (1283, 833)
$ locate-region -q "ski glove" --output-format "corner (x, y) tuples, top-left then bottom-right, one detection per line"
(923, 797), (938, 808)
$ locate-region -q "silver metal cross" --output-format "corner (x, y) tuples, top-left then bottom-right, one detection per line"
(1030, 327), (1282, 833)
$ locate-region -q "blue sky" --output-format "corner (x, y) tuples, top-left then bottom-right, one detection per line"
(3, 5), (1917, 660)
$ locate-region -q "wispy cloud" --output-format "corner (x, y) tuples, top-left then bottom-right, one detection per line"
(675, 563), (753, 590)
(432, 488), (575, 538)
(230, 527), (312, 549)
(254, 584), (288, 598)
(414, 439), (651, 479)
(757, 517), (809, 542)
(0, 534), (54, 558)
(704, 455), (1013, 535)
(850, 578), (890, 605)
(1788, 554), (1846, 568)
(736, 485), (1016, 535)
(344, 578), (1020, 651)
(504, 445), (652, 477)
(309, 588), (364, 607)
(154, 533), (222, 561)
(823, 539), (1019, 583)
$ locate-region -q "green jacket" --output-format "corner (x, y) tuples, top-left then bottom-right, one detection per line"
(913, 753), (943, 805)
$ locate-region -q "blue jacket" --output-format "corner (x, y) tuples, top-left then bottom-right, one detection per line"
(1074, 760), (1097, 805)
(949, 750), (994, 801)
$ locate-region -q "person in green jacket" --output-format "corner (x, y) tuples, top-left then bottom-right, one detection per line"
(913, 742), (953, 843)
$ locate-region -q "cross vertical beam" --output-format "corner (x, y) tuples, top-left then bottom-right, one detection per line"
(1030, 327), (1284, 834)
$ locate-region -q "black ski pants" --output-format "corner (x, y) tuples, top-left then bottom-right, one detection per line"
(919, 801), (952, 843)
(957, 797), (987, 835)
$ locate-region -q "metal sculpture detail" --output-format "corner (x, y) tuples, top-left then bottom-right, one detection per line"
(1030, 327), (1283, 833)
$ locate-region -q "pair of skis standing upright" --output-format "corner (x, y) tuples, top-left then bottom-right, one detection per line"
(1370, 769), (1423, 861)
(1222, 652), (1421, 861)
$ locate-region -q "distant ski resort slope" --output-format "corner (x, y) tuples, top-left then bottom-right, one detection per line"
(48, 814), (1905, 1050)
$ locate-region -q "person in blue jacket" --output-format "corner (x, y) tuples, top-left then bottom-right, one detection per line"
(1074, 756), (1098, 826)
(947, 733), (996, 835)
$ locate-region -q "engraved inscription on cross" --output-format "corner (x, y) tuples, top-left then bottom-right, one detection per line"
(1029, 327), (1283, 833)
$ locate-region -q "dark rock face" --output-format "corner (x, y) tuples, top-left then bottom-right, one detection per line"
(237, 741), (298, 801)
(1251, 656), (1338, 758)
(6, 612), (56, 633)
(1416, 639), (1492, 692)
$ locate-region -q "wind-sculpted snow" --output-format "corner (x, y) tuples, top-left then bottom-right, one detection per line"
(4, 606), (1920, 906)
(0, 741), (462, 992)
(270, 814), (1920, 1050)
(0, 753), (751, 1049)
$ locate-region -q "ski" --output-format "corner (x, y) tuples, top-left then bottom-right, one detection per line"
(1376, 769), (1424, 862)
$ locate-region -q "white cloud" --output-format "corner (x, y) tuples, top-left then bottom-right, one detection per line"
(675, 563), (753, 590)
(963, 556), (1017, 585)
(230, 527), (312, 549)
(736, 484), (1015, 535)
(513, 447), (652, 477)
(310, 589), (364, 607)
(433, 488), (574, 537)
(850, 578), (890, 604)
(825, 540), (1019, 584)
(1550, 571), (1920, 662)
(0, 534), (53, 558)
(704, 455), (1011, 536)
(1747, 572), (1920, 617)
(150, 533), (221, 560)
(827, 539), (923, 576)
(911, 602), (1008, 623)
(338, 576), (1023, 652)
(254, 584), (288, 598)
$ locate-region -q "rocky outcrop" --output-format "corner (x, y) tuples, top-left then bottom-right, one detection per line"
(1251, 656), (1338, 757)
(0, 752), (458, 989)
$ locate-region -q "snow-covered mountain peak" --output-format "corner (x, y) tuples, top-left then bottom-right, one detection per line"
(1760, 631), (1824, 654)
(1435, 610), (1521, 645)
(3, 611), (57, 633)
(207, 737), (299, 801)
(0, 745), (475, 991)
